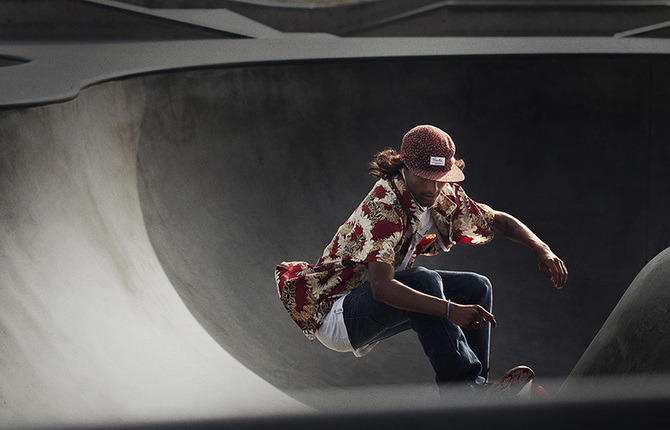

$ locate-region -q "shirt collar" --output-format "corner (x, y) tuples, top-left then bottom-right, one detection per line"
(391, 174), (429, 218)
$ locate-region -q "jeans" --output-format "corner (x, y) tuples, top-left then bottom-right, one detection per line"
(343, 266), (492, 385)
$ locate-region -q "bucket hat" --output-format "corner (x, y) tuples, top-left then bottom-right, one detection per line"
(399, 125), (465, 182)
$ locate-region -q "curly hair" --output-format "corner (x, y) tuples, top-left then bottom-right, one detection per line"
(368, 148), (404, 179)
(368, 148), (465, 179)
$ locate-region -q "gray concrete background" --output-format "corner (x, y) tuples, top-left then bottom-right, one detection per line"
(0, 78), (310, 426)
(119, 0), (670, 37)
(2, 0), (670, 426)
(134, 55), (670, 397)
(5, 0), (670, 40)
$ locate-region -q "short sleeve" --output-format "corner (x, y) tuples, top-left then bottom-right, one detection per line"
(450, 185), (495, 245)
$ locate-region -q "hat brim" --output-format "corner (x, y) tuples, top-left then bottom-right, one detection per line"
(410, 165), (465, 183)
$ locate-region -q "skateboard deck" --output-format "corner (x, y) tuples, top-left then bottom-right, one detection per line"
(485, 365), (536, 399)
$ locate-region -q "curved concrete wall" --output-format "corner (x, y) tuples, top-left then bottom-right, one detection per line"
(568, 246), (670, 377)
(2, 38), (670, 419)
(133, 55), (670, 397)
(0, 78), (306, 426)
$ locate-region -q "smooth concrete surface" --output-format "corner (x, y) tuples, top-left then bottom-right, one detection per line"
(1, 35), (670, 426)
(0, 0), (241, 40)
(4, 37), (670, 108)
(132, 49), (670, 391)
(0, 73), (311, 427)
(567, 246), (670, 377)
(0, 0), (303, 41)
(6, 377), (670, 429)
(122, 0), (670, 37)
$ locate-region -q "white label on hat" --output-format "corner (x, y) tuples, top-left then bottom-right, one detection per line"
(430, 156), (446, 166)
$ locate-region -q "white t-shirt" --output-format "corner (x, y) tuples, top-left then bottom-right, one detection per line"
(316, 207), (436, 356)
(314, 295), (377, 357)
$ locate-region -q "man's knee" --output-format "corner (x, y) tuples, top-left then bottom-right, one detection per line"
(398, 266), (443, 297)
(468, 273), (493, 306)
(473, 273), (492, 292)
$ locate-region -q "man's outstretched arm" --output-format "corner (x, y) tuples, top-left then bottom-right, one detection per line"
(493, 210), (568, 289)
(368, 261), (497, 330)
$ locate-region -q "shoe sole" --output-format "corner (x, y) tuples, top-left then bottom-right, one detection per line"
(486, 365), (535, 397)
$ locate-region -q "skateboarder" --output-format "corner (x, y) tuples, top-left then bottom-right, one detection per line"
(276, 125), (567, 396)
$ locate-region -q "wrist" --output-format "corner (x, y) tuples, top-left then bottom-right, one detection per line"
(531, 241), (551, 256)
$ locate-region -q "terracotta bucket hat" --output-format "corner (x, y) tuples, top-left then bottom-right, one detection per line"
(399, 125), (465, 182)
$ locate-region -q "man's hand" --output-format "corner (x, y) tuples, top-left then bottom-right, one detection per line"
(537, 250), (568, 290)
(448, 302), (497, 330)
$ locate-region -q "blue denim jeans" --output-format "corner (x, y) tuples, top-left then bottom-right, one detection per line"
(343, 266), (492, 385)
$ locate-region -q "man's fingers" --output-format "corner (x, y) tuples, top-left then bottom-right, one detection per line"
(452, 304), (497, 330)
(467, 307), (496, 330)
(540, 257), (568, 290)
(478, 307), (497, 328)
(557, 259), (568, 288)
(549, 259), (568, 289)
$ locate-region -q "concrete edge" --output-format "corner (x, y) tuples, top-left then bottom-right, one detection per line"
(1, 37), (670, 109)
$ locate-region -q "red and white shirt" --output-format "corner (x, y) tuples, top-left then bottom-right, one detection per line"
(275, 174), (495, 340)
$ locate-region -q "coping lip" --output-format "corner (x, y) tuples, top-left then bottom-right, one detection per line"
(1, 37), (670, 109)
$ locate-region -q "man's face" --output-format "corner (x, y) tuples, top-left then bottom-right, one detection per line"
(403, 168), (448, 208)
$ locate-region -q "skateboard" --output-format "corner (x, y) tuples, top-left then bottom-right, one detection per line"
(485, 365), (543, 399)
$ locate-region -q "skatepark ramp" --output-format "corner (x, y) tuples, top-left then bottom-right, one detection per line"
(1, 34), (670, 427)
(0, 63), (310, 427)
(567, 246), (670, 377)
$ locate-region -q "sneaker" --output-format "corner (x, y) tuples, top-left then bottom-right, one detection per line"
(485, 365), (535, 399)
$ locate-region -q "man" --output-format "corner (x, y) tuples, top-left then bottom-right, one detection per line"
(276, 125), (567, 395)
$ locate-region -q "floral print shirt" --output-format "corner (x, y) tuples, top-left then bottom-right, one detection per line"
(275, 174), (495, 340)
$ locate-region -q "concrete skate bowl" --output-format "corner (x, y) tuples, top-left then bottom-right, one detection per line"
(0, 76), (307, 425)
(2, 48), (670, 422)
(134, 54), (670, 402)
